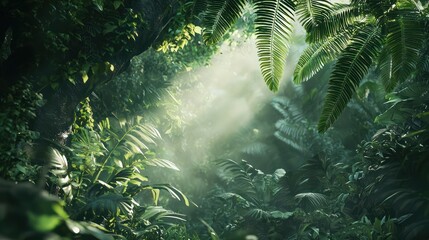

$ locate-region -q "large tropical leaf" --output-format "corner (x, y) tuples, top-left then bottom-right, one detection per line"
(202, 0), (247, 44)
(82, 193), (135, 218)
(318, 24), (383, 132)
(381, 11), (425, 91)
(293, 30), (352, 83)
(254, 0), (296, 91)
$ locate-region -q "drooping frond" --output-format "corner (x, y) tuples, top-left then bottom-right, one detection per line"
(382, 11), (425, 92)
(296, 0), (333, 32)
(139, 206), (186, 224)
(83, 193), (135, 218)
(378, 47), (395, 91)
(318, 24), (383, 132)
(145, 184), (190, 206)
(184, 0), (208, 20)
(216, 159), (257, 196)
(246, 208), (271, 220)
(293, 30), (352, 83)
(306, 4), (360, 43)
(145, 158), (180, 171)
(274, 120), (307, 152)
(254, 0), (296, 91)
(202, 0), (247, 44)
(295, 192), (327, 209)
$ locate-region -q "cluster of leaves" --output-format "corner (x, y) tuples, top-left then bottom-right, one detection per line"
(353, 79), (429, 239)
(0, 180), (113, 240)
(198, 0), (428, 131)
(1, 0), (148, 91)
(63, 116), (190, 239)
(0, 82), (44, 181)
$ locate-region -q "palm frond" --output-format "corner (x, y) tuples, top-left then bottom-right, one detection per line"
(145, 158), (180, 171)
(139, 206), (186, 224)
(296, 0), (333, 32)
(202, 0), (247, 44)
(274, 120), (307, 152)
(83, 193), (135, 218)
(246, 208), (271, 220)
(254, 0), (296, 91)
(382, 11), (425, 91)
(295, 192), (327, 209)
(318, 24), (383, 132)
(145, 184), (190, 206)
(293, 30), (352, 83)
(269, 210), (294, 219)
(306, 4), (360, 43)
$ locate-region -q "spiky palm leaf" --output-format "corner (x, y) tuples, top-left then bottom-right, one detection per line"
(296, 0), (333, 33)
(246, 208), (271, 220)
(254, 0), (295, 91)
(274, 120), (307, 152)
(381, 11), (425, 91)
(295, 192), (327, 209)
(318, 24), (383, 132)
(215, 159), (256, 195)
(202, 0), (247, 44)
(305, 4), (360, 43)
(139, 206), (186, 224)
(293, 30), (352, 83)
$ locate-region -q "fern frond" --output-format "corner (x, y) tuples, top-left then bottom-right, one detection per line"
(306, 4), (360, 43)
(296, 0), (333, 32)
(254, 0), (295, 91)
(294, 30), (352, 83)
(139, 206), (186, 223)
(318, 24), (383, 132)
(202, 0), (247, 44)
(83, 193), (135, 218)
(146, 184), (190, 206)
(383, 11), (425, 92)
(246, 208), (270, 220)
(295, 192), (327, 209)
(145, 158), (180, 171)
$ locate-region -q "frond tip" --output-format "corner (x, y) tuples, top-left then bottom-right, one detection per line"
(254, 0), (296, 91)
(203, 0), (247, 44)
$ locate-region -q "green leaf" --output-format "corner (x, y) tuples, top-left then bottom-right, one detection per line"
(28, 212), (62, 232)
(382, 11), (425, 91)
(92, 0), (104, 11)
(202, 0), (247, 44)
(318, 24), (383, 132)
(254, 0), (296, 91)
(293, 30), (351, 83)
(296, 0), (333, 33)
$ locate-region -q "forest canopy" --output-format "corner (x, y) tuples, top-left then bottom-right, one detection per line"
(1, 0), (429, 239)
